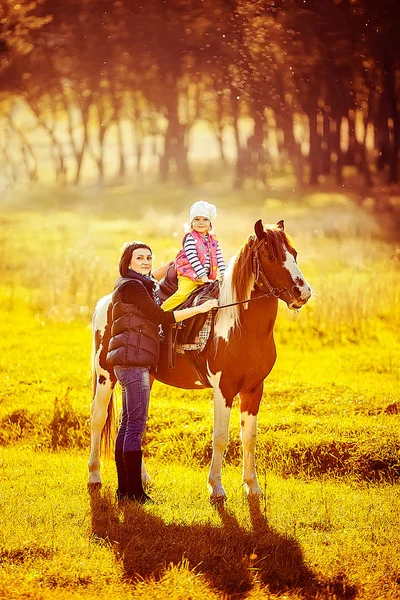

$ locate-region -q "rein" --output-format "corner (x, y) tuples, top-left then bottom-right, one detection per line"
(215, 292), (271, 310)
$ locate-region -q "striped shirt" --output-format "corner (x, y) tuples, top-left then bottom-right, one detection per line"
(183, 234), (226, 279)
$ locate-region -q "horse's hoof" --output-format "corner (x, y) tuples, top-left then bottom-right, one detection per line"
(248, 489), (263, 498)
(244, 482), (263, 497)
(88, 481), (102, 492)
(210, 494), (227, 506)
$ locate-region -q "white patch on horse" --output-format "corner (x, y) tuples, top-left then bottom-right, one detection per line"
(215, 253), (255, 342)
(240, 411), (262, 496)
(283, 250), (312, 301)
(92, 293), (112, 383)
(94, 293), (112, 334)
(194, 380), (203, 386)
(88, 293), (114, 486)
(206, 370), (231, 501)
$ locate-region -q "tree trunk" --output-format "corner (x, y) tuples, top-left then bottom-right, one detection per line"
(359, 116), (373, 187)
(230, 89), (244, 188)
(382, 53), (399, 184)
(215, 93), (227, 165)
(322, 109), (333, 175)
(345, 109), (357, 166)
(358, 89), (373, 188)
(132, 96), (143, 173)
(62, 89), (90, 185)
(91, 103), (107, 183)
(247, 109), (267, 185)
(160, 114), (190, 183)
(29, 101), (67, 184)
(7, 115), (37, 181)
(2, 128), (18, 185)
(116, 115), (126, 178)
(160, 76), (191, 184)
(110, 89), (126, 179)
(214, 126), (226, 165)
(278, 114), (304, 187)
(307, 106), (321, 185)
(333, 114), (344, 185)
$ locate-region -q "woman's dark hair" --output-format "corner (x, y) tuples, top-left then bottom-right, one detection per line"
(119, 241), (152, 277)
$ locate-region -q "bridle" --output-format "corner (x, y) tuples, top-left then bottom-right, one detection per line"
(215, 237), (297, 310)
(251, 239), (288, 299)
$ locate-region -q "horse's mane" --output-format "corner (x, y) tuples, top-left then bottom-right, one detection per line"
(215, 226), (295, 341)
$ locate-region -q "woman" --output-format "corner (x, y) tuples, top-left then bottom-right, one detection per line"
(106, 241), (218, 504)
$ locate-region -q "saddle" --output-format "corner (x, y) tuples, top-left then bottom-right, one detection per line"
(158, 264), (220, 376)
(159, 264), (219, 345)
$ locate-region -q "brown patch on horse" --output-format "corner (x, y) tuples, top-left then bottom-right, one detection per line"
(231, 235), (255, 306)
(264, 227), (296, 261)
(231, 227), (296, 318)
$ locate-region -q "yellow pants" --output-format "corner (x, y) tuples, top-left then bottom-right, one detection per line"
(161, 276), (203, 311)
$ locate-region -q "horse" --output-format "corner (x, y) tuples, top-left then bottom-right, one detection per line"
(88, 219), (312, 503)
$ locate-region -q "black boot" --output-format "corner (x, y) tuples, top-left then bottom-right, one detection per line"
(123, 450), (153, 504)
(115, 449), (127, 502)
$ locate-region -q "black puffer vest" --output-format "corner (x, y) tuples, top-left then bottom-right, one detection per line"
(106, 272), (160, 368)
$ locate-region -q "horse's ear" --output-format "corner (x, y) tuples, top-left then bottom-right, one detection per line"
(277, 219), (285, 231)
(254, 219), (264, 239)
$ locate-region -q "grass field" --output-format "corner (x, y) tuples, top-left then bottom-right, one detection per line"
(0, 184), (399, 599)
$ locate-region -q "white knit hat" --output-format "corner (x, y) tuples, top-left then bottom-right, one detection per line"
(189, 201), (217, 224)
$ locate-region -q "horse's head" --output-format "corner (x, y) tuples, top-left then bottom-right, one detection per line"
(253, 219), (312, 310)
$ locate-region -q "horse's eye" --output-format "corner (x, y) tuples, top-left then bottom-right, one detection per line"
(268, 255), (273, 261)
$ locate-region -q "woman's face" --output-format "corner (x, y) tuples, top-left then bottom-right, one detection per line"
(129, 247), (152, 276)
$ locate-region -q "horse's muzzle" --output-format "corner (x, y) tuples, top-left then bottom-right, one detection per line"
(288, 284), (312, 310)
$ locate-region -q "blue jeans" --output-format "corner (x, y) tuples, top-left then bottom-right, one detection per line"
(114, 366), (151, 453)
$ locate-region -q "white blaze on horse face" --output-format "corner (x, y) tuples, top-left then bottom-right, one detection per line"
(207, 370), (231, 501)
(283, 250), (312, 302)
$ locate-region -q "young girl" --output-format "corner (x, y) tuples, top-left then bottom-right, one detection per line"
(161, 201), (226, 311)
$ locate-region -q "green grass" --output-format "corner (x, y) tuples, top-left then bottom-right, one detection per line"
(1, 191), (400, 598)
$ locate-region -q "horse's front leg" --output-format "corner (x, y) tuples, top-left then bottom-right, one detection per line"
(208, 376), (232, 503)
(88, 376), (114, 487)
(239, 385), (263, 496)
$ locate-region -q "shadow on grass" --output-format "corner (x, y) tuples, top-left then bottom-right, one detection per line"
(89, 488), (356, 599)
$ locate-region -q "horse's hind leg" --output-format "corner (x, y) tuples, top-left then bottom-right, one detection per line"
(239, 385), (263, 496)
(88, 376), (113, 487)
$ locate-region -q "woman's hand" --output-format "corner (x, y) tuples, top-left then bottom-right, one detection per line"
(197, 299), (218, 313)
(173, 298), (218, 322)
(199, 276), (212, 284)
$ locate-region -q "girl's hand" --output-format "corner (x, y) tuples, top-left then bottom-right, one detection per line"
(198, 299), (218, 313)
(200, 277), (212, 284)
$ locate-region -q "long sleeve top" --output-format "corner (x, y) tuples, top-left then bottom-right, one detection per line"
(183, 234), (226, 279)
(120, 281), (175, 327)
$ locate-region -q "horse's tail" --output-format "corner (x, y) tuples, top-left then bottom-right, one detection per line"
(102, 390), (116, 459)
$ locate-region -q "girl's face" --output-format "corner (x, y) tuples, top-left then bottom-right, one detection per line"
(129, 247), (152, 276)
(192, 216), (211, 234)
